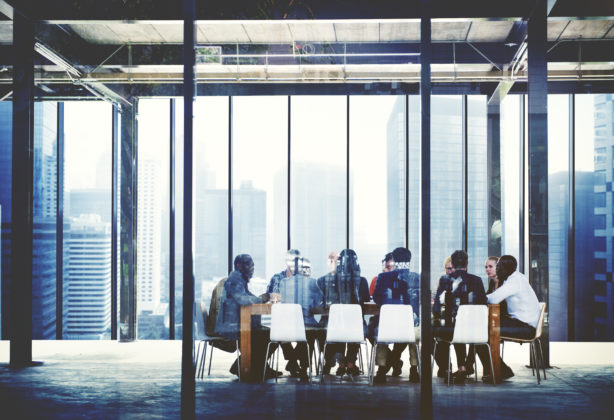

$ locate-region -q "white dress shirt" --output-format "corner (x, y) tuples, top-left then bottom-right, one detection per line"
(487, 271), (540, 328)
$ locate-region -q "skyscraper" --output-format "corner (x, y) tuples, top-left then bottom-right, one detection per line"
(137, 158), (162, 312)
(65, 214), (111, 339)
(592, 94), (614, 340)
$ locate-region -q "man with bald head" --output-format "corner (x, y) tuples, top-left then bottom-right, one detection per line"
(216, 254), (280, 380)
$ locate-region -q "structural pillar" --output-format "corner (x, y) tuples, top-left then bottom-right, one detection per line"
(420, 0), (433, 417)
(10, 1), (35, 367)
(181, 0), (196, 418)
(487, 103), (502, 257)
(528, 0), (549, 365)
(119, 100), (138, 342)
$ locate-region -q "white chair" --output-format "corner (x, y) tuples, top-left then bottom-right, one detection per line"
(368, 304), (420, 385)
(501, 302), (547, 384)
(319, 304), (369, 383)
(194, 302), (240, 380)
(263, 303), (312, 383)
(432, 305), (495, 385)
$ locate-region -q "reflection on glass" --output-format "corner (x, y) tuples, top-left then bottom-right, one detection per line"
(64, 102), (112, 339)
(0, 101), (10, 338)
(233, 96), (287, 296)
(349, 96), (406, 280)
(175, 97), (230, 338)
(467, 96), (488, 286)
(291, 96), (346, 277)
(575, 94), (613, 341)
(547, 95), (570, 341)
(137, 99), (170, 339)
(33, 102), (59, 339)
(501, 95), (521, 259)
(430, 96), (462, 288)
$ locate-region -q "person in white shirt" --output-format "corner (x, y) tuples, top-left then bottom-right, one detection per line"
(487, 255), (540, 338)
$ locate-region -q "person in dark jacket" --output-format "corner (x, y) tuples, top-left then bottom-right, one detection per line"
(368, 247), (421, 384)
(216, 254), (280, 380)
(432, 250), (489, 384)
(317, 249), (370, 378)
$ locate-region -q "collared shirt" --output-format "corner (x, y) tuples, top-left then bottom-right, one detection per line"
(487, 270), (540, 328)
(278, 274), (322, 327)
(267, 269), (287, 294)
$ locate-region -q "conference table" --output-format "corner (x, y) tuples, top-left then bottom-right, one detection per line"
(239, 302), (502, 382)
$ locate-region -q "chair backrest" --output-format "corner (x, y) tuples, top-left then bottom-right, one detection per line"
(326, 304), (364, 343)
(451, 305), (488, 344)
(535, 302), (547, 339)
(270, 303), (307, 343)
(377, 304), (416, 344)
(194, 301), (207, 340)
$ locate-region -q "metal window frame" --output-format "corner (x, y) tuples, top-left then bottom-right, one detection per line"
(56, 102), (64, 340)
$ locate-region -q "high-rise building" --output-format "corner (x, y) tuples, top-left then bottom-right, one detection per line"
(592, 94), (614, 340)
(137, 158), (162, 312)
(65, 214), (111, 339)
(0, 101), (13, 338)
(68, 189), (111, 223)
(32, 102), (59, 339)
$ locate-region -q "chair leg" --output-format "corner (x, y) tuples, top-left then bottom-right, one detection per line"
(431, 340), (437, 376)
(473, 344), (484, 382)
(532, 342), (541, 384)
(200, 341), (208, 379)
(235, 340), (241, 381)
(369, 340), (377, 386)
(194, 341), (202, 378)
(306, 342), (312, 384)
(537, 338), (547, 380)
(262, 342), (273, 382)
(447, 344), (452, 385)
(320, 343), (328, 384)
(484, 344), (496, 385)
(207, 344), (214, 376)
(415, 343), (421, 376)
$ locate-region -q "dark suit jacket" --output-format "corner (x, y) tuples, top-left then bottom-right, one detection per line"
(432, 270), (486, 325)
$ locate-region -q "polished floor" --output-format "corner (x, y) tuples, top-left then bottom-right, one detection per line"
(0, 340), (612, 419)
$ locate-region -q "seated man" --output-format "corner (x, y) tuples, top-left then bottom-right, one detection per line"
(266, 249), (302, 376)
(278, 257), (323, 381)
(432, 250), (488, 384)
(486, 255), (541, 381)
(369, 247), (420, 384)
(215, 254), (281, 380)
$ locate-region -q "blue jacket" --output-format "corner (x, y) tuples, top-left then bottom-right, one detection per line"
(433, 270), (486, 326)
(373, 268), (420, 326)
(266, 269), (286, 294)
(215, 270), (265, 340)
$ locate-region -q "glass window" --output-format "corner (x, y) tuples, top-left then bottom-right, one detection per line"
(430, 96), (463, 287)
(467, 96), (489, 286)
(137, 99), (170, 339)
(32, 102), (58, 339)
(574, 94), (614, 341)
(407, 96), (421, 275)
(291, 96), (346, 278)
(64, 101), (112, 340)
(547, 94), (570, 341)
(500, 95), (522, 259)
(349, 96), (406, 281)
(175, 97), (230, 338)
(233, 96), (287, 296)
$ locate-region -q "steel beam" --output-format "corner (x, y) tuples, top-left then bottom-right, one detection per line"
(419, 0), (433, 417)
(119, 98), (137, 342)
(527, 0), (550, 366)
(111, 104), (119, 340)
(55, 101), (64, 340)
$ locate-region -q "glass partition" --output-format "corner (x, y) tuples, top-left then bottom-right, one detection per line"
(349, 96), (406, 281)
(501, 95), (522, 259)
(290, 96), (347, 278)
(233, 96), (287, 295)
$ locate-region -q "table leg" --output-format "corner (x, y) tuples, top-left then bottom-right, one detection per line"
(240, 305), (252, 381)
(488, 304), (501, 383)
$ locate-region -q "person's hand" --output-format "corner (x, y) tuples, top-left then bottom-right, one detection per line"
(269, 293), (281, 303)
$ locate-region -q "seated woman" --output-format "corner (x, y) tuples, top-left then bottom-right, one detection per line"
(486, 254), (541, 381)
